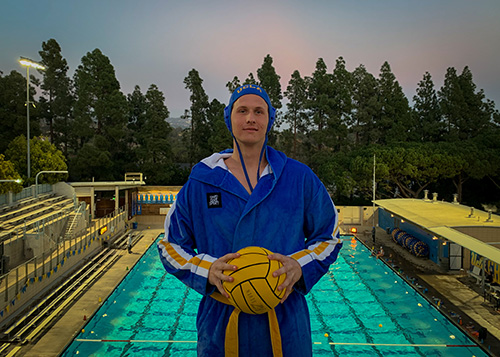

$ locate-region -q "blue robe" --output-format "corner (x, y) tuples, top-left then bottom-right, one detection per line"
(158, 147), (342, 356)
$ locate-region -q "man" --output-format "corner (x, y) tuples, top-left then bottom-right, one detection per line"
(376, 246), (384, 259)
(158, 84), (342, 356)
(127, 233), (132, 254)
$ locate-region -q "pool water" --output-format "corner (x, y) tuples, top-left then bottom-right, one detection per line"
(62, 237), (486, 356)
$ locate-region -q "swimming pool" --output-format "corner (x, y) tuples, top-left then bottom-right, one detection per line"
(62, 237), (486, 356)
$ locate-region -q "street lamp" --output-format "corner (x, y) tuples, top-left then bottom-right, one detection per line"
(19, 57), (45, 179)
(35, 171), (68, 197)
(0, 179), (22, 183)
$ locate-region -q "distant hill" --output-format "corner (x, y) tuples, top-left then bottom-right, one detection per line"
(166, 117), (190, 129)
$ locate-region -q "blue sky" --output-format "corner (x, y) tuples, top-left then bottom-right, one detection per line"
(1, 0), (499, 117)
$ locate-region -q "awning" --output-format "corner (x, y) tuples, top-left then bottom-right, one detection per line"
(374, 198), (500, 265)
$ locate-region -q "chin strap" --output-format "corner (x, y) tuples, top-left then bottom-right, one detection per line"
(233, 135), (268, 193)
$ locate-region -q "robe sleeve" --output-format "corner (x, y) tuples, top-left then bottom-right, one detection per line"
(290, 173), (343, 295)
(157, 185), (217, 296)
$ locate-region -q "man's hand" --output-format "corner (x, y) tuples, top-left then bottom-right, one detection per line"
(268, 253), (302, 303)
(208, 252), (240, 298)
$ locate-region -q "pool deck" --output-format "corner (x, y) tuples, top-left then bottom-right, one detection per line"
(363, 226), (500, 357)
(14, 223), (500, 357)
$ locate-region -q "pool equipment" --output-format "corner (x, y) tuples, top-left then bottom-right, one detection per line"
(391, 228), (429, 257)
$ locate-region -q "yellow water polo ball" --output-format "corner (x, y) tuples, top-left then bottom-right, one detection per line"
(223, 246), (286, 315)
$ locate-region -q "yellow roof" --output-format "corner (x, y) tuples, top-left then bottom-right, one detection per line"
(374, 198), (500, 265)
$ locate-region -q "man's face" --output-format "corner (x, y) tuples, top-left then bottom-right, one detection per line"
(230, 94), (269, 147)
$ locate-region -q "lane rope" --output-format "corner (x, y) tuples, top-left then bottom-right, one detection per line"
(75, 339), (477, 348)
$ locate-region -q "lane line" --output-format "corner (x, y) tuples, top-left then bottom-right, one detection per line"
(329, 342), (477, 348)
(74, 339), (477, 348)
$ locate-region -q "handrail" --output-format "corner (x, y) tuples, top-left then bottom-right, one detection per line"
(64, 202), (86, 240)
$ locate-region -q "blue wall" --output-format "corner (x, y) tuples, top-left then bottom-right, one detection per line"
(378, 208), (444, 264)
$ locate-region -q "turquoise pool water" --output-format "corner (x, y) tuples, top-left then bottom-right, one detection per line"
(62, 237), (486, 356)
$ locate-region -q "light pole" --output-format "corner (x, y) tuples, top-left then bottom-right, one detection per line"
(35, 171), (68, 197)
(19, 57), (45, 179)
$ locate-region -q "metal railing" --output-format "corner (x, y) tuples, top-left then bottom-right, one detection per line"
(64, 202), (86, 240)
(0, 184), (52, 208)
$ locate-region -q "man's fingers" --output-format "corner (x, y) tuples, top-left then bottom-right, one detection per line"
(280, 287), (293, 304)
(215, 280), (230, 298)
(277, 271), (297, 292)
(208, 252), (241, 297)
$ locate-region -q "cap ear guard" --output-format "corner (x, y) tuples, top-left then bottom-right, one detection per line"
(267, 107), (276, 132)
(224, 105), (232, 132)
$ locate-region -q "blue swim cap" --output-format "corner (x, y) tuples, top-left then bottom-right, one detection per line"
(224, 84), (276, 133)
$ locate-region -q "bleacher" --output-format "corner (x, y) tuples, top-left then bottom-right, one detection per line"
(0, 194), (74, 243)
(0, 183), (131, 355)
(468, 265), (483, 285)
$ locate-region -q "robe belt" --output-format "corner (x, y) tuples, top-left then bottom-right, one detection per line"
(211, 292), (283, 357)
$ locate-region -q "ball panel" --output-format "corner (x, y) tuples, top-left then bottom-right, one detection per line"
(228, 284), (247, 312)
(226, 260), (270, 278)
(237, 246), (272, 257)
(222, 246), (286, 315)
(241, 280), (270, 314)
(224, 263), (271, 293)
(227, 252), (269, 269)
(248, 279), (281, 313)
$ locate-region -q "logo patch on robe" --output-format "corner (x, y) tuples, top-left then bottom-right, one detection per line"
(207, 192), (222, 208)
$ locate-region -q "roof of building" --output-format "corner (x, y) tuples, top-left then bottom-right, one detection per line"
(70, 180), (145, 191)
(374, 198), (500, 265)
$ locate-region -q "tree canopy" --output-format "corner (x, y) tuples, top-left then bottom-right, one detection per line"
(1, 40), (499, 210)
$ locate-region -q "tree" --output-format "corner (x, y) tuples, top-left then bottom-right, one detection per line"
(351, 65), (379, 146)
(38, 38), (73, 150)
(310, 150), (358, 201)
(226, 76), (241, 94)
(438, 140), (498, 203)
(306, 58), (333, 151)
(413, 72), (442, 142)
(243, 73), (258, 85)
(137, 84), (174, 184)
(377, 61), (413, 144)
(326, 56), (351, 150)
(438, 66), (496, 142)
(206, 98), (232, 152)
(438, 67), (463, 141)
(5, 136), (67, 185)
(256, 54), (283, 145)
(351, 144), (459, 199)
(457, 66), (492, 139)
(184, 69), (210, 166)
(284, 70), (309, 159)
(0, 70), (41, 154)
(257, 54), (283, 111)
(73, 48), (128, 179)
(127, 85), (148, 148)
(0, 154), (22, 194)
(69, 142), (113, 181)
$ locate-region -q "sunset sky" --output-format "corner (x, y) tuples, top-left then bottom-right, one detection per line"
(2, 0), (499, 117)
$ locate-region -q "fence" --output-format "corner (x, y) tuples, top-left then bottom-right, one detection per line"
(0, 207), (127, 320)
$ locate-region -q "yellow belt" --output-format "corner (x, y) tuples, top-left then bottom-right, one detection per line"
(211, 292), (283, 357)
